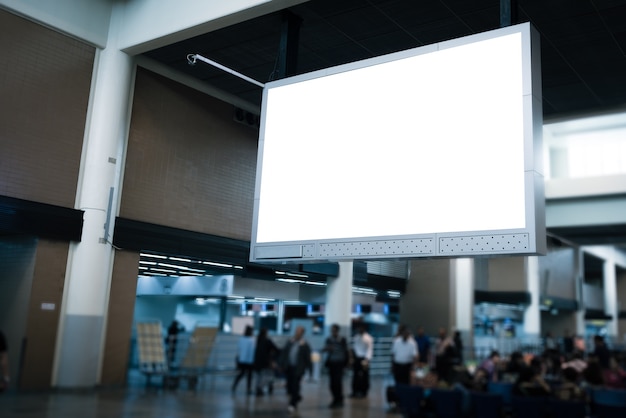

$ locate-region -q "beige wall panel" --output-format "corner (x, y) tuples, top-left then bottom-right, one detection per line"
(400, 259), (452, 337)
(487, 257), (527, 291)
(101, 250), (140, 386)
(121, 68), (258, 241)
(20, 239), (68, 390)
(0, 10), (94, 207)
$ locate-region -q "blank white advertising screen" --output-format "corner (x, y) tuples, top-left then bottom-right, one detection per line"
(251, 23), (545, 262)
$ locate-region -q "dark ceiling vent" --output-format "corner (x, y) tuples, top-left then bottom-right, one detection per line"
(233, 107), (259, 129)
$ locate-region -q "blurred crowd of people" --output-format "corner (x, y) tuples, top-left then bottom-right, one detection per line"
(228, 321), (626, 416)
(229, 322), (375, 415)
(394, 327), (626, 405)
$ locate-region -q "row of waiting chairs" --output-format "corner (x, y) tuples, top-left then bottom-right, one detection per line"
(395, 383), (626, 418)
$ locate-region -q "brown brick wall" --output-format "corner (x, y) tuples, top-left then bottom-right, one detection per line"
(1, 10), (260, 389)
(20, 239), (69, 390)
(121, 68), (258, 241)
(101, 250), (141, 386)
(0, 9), (94, 207)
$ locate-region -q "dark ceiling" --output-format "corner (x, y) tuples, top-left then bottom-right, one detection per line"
(144, 0), (626, 121)
(143, 0), (626, 248)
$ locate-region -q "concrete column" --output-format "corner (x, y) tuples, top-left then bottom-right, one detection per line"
(603, 259), (618, 337)
(524, 256), (541, 338)
(325, 261), (353, 336)
(53, 3), (134, 388)
(617, 267), (626, 341)
(277, 300), (285, 335)
(452, 258), (474, 358)
(219, 297), (227, 331)
(574, 248), (586, 338)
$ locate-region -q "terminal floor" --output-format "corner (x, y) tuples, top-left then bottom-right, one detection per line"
(0, 372), (397, 418)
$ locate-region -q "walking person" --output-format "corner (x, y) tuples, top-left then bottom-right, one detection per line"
(253, 327), (278, 396)
(165, 319), (184, 366)
(323, 324), (350, 408)
(350, 323), (374, 398)
(278, 326), (312, 415)
(232, 325), (256, 394)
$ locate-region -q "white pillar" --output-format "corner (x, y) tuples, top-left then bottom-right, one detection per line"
(452, 258), (474, 332)
(53, 4), (134, 387)
(452, 258), (474, 358)
(325, 261), (353, 336)
(603, 259), (618, 337)
(276, 300), (285, 335)
(574, 249), (586, 338)
(524, 256), (541, 339)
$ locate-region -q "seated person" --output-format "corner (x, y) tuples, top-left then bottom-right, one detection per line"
(479, 350), (501, 383)
(513, 363), (551, 397)
(561, 351), (587, 373)
(581, 358), (605, 389)
(555, 367), (586, 401)
(414, 369), (442, 389)
(603, 357), (626, 389)
(501, 351), (525, 383)
(468, 367), (489, 392)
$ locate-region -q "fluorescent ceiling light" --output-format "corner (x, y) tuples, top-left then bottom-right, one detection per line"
(152, 268), (177, 274)
(170, 257), (192, 262)
(140, 253), (167, 259)
(203, 261), (233, 268)
(276, 278), (300, 283)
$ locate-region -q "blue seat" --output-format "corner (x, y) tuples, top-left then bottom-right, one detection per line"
(429, 387), (464, 418)
(547, 398), (587, 418)
(510, 395), (549, 418)
(488, 382), (513, 406)
(590, 388), (626, 418)
(470, 391), (503, 418)
(591, 388), (626, 407)
(594, 403), (626, 418)
(395, 384), (423, 418)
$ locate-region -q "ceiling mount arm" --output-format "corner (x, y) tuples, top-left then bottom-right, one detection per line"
(186, 53), (265, 88)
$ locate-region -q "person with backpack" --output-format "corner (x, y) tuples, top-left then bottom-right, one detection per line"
(323, 324), (351, 408)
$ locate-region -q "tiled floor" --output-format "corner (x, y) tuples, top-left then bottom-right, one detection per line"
(0, 371), (397, 417)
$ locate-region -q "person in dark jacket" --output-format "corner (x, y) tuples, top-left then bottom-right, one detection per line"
(593, 335), (611, 369)
(253, 327), (278, 396)
(435, 327), (456, 383)
(453, 330), (464, 364)
(414, 327), (431, 367)
(165, 320), (183, 365)
(279, 326), (312, 414)
(323, 324), (350, 408)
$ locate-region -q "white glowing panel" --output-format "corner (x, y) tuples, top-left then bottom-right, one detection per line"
(251, 23), (545, 262)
